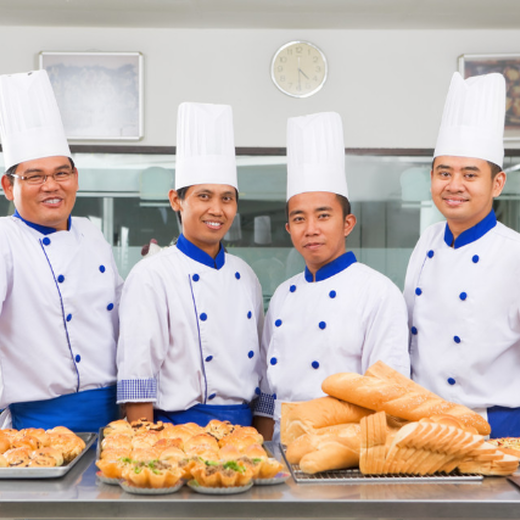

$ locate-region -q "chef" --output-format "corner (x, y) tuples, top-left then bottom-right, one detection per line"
(0, 70), (123, 432)
(117, 102), (263, 427)
(404, 72), (520, 438)
(254, 112), (410, 441)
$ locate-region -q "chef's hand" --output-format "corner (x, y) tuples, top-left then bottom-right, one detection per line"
(141, 238), (159, 257)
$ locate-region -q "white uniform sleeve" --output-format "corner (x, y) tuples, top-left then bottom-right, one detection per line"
(116, 259), (171, 403)
(360, 278), (411, 378)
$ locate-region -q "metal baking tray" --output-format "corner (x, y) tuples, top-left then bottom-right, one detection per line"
(280, 444), (483, 484)
(0, 432), (96, 479)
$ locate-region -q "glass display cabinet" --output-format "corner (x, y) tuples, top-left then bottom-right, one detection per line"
(2, 149), (519, 309)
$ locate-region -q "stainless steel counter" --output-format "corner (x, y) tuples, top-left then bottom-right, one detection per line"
(0, 442), (519, 519)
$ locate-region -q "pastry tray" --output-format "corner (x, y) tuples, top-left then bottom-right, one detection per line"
(0, 432), (96, 479)
(280, 444), (483, 484)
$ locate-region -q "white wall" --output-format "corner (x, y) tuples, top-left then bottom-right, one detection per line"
(1, 26), (520, 149)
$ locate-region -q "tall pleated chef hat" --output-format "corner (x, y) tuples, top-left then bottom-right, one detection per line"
(286, 111), (348, 201)
(434, 71), (506, 168)
(175, 102), (238, 190)
(0, 70), (71, 171)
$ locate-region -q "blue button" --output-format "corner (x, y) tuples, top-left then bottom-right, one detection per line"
(42, 237), (51, 246)
(99, 265), (106, 273)
(200, 313), (207, 321)
(411, 326), (418, 335)
(273, 393), (277, 400)
(205, 355), (213, 362)
(270, 357), (278, 366)
(208, 393), (216, 400)
(472, 255), (479, 264)
(107, 303), (114, 311)
(248, 350), (254, 359)
(57, 274), (65, 283)
(255, 387), (261, 396)
(235, 272), (241, 280)
(415, 287), (422, 296)
(66, 314), (72, 322)
(447, 378), (456, 385)
(319, 321), (326, 330)
(459, 292), (467, 301)
(312, 361), (320, 369)
(454, 336), (461, 344)
(275, 319), (282, 327)
(290, 285), (297, 293)
(193, 274), (200, 282)
(75, 354), (81, 363)
(427, 250), (434, 258)
(329, 290), (337, 299)
(247, 311), (252, 319)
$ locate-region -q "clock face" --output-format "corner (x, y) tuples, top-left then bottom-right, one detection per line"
(271, 41), (327, 98)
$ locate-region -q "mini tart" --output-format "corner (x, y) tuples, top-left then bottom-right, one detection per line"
(190, 460), (254, 488)
(121, 461), (183, 489)
(96, 457), (133, 479)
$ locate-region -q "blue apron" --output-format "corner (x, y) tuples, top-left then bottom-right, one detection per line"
(155, 403), (252, 427)
(10, 386), (119, 433)
(488, 406), (520, 438)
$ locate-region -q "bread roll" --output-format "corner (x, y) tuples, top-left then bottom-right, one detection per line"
(322, 362), (490, 436)
(281, 396), (373, 445)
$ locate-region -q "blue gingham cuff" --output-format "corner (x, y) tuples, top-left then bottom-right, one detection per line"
(117, 378), (157, 403)
(253, 391), (275, 418)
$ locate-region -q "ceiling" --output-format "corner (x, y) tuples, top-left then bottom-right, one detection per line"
(2, 0), (520, 29)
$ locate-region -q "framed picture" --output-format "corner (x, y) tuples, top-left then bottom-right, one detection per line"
(459, 53), (520, 141)
(39, 51), (143, 140)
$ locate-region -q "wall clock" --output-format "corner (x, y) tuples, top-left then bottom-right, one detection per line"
(271, 41), (328, 98)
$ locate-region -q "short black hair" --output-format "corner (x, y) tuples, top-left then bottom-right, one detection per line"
(174, 185), (239, 224)
(285, 193), (351, 221)
(431, 157), (502, 179)
(4, 157), (76, 185)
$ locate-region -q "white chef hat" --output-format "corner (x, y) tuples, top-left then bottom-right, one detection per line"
(286, 112), (348, 201)
(434, 72), (506, 168)
(175, 102), (238, 191)
(0, 70), (71, 171)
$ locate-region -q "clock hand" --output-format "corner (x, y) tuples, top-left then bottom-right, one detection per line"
(299, 69), (309, 80)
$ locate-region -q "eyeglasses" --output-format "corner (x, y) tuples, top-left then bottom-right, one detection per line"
(8, 170), (76, 186)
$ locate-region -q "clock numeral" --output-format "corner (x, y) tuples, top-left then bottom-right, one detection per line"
(295, 46), (302, 54)
(280, 56), (287, 63)
(315, 66), (321, 72)
(277, 65), (284, 72)
(279, 75), (286, 82)
(313, 56), (319, 63)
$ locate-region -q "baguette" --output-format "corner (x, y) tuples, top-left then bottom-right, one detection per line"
(281, 396), (372, 445)
(322, 362), (490, 436)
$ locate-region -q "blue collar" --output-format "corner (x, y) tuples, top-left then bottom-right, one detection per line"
(13, 210), (71, 235)
(444, 210), (497, 249)
(176, 234), (226, 270)
(304, 251), (357, 282)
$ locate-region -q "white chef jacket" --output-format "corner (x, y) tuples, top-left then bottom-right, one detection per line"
(0, 214), (122, 409)
(404, 210), (520, 410)
(256, 251), (411, 426)
(116, 234), (264, 411)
